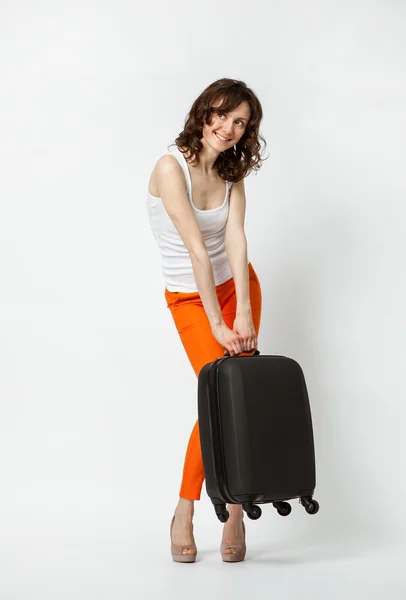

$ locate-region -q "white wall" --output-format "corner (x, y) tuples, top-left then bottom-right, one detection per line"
(1, 1), (405, 598)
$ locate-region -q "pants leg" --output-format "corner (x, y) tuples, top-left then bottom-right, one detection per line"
(165, 263), (262, 501)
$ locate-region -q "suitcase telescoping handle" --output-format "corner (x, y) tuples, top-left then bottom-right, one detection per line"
(223, 349), (260, 357)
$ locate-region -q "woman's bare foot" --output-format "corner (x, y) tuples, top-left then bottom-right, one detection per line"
(171, 498), (196, 556)
(221, 504), (245, 555)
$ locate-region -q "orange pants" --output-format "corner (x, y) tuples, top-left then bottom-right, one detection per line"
(165, 262), (262, 500)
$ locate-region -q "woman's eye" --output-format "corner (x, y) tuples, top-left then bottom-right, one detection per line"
(218, 113), (244, 126)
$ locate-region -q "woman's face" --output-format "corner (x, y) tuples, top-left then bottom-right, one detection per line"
(202, 98), (251, 152)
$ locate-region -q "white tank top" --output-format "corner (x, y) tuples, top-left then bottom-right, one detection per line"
(146, 145), (242, 292)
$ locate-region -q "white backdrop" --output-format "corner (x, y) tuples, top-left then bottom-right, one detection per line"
(1, 1), (405, 598)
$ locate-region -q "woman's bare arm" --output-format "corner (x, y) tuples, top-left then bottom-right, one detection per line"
(155, 155), (223, 328)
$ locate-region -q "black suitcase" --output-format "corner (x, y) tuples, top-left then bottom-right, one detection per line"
(197, 350), (319, 522)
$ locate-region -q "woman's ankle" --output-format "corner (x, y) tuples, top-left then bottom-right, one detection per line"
(226, 504), (243, 521)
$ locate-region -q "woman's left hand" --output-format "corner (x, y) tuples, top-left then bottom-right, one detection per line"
(232, 310), (257, 353)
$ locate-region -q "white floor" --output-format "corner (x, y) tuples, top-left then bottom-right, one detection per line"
(4, 499), (406, 600)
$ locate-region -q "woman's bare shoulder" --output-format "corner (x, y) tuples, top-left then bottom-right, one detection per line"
(149, 153), (186, 197)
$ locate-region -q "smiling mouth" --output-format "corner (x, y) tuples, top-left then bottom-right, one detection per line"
(214, 132), (231, 142)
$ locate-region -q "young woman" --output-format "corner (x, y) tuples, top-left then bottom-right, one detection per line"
(146, 78), (266, 562)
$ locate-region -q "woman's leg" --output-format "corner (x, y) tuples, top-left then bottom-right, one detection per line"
(165, 288), (225, 552)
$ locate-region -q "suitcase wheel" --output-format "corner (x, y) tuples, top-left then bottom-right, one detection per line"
(242, 502), (262, 520)
(299, 497), (320, 515)
(215, 504), (230, 522)
(273, 501), (292, 516)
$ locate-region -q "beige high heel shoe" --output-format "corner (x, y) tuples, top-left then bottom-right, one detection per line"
(220, 520), (246, 562)
(170, 515), (197, 563)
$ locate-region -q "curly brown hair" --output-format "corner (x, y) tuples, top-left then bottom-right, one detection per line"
(168, 78), (267, 183)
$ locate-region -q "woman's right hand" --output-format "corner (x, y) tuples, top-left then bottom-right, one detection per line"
(211, 322), (244, 357)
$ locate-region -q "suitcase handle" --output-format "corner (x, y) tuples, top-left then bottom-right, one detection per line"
(223, 349), (260, 357)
